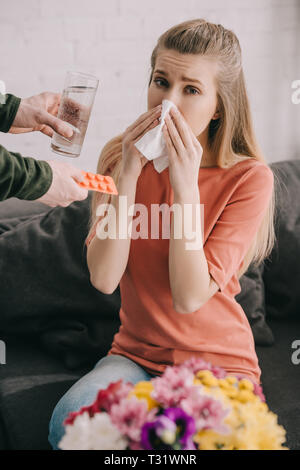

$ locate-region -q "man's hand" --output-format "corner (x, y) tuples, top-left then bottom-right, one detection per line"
(9, 91), (74, 139)
(35, 160), (88, 207)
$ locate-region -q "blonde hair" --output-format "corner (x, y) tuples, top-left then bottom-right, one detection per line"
(86, 18), (279, 279)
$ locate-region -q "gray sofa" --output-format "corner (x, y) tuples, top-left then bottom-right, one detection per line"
(0, 159), (299, 450)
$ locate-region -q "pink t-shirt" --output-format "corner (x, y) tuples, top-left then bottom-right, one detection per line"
(86, 158), (274, 385)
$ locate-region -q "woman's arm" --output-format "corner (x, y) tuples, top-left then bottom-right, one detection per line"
(169, 187), (219, 314)
(87, 171), (138, 294)
(87, 105), (162, 293)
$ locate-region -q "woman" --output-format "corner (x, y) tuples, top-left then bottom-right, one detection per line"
(48, 18), (276, 450)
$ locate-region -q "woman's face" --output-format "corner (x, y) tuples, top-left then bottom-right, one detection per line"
(148, 49), (220, 147)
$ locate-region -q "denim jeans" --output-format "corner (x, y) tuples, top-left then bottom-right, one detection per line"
(48, 354), (156, 450)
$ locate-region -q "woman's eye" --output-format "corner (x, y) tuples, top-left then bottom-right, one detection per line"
(153, 79), (199, 95)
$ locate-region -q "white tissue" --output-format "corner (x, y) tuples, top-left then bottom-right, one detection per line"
(134, 99), (177, 173)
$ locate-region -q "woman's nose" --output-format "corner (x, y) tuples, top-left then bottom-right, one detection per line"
(162, 96), (181, 112)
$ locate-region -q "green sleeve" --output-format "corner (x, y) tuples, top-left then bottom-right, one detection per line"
(0, 93), (21, 133)
(0, 145), (53, 201)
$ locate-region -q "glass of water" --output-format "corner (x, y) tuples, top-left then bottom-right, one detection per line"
(51, 71), (99, 158)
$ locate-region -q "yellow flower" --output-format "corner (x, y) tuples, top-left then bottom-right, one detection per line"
(193, 378), (202, 387)
(224, 387), (239, 399)
(128, 381), (159, 410)
(225, 376), (238, 385)
(198, 385), (289, 450)
(195, 370), (219, 387)
(225, 401), (288, 449)
(127, 372), (289, 450)
(194, 429), (235, 450)
(218, 378), (233, 390)
(238, 378), (254, 392)
(236, 390), (257, 403)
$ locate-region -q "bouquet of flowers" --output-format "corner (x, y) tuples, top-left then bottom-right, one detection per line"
(58, 357), (288, 450)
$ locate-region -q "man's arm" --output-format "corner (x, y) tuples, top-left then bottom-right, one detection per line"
(0, 145), (53, 201)
(0, 93), (21, 133)
(0, 92), (87, 205)
(0, 91), (73, 137)
(0, 92), (53, 200)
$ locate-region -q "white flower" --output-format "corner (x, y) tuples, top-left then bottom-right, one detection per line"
(58, 411), (128, 450)
(89, 413), (128, 450)
(58, 412), (93, 450)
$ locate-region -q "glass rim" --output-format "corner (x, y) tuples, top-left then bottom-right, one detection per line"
(65, 70), (99, 82)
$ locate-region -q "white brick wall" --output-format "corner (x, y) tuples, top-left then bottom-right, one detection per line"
(0, 0), (299, 172)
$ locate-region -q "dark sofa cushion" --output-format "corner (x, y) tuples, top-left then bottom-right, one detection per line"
(0, 319), (298, 450)
(0, 194), (121, 370)
(256, 318), (300, 451)
(0, 333), (91, 449)
(236, 263), (274, 346)
(0, 197), (49, 219)
(0, 189), (276, 365)
(263, 160), (300, 320)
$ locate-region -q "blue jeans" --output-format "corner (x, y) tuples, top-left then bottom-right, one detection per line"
(48, 354), (156, 450)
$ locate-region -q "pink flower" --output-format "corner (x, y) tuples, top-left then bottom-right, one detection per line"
(64, 405), (94, 426)
(151, 366), (195, 407)
(91, 380), (134, 414)
(180, 387), (230, 434)
(179, 357), (227, 379)
(63, 380), (134, 427)
(128, 440), (145, 450)
(252, 382), (266, 402)
(109, 395), (158, 443)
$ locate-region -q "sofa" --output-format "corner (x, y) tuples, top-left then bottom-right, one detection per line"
(0, 159), (299, 450)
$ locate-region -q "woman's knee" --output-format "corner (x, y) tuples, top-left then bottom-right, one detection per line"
(48, 380), (100, 450)
(92, 354), (153, 384)
(48, 355), (153, 449)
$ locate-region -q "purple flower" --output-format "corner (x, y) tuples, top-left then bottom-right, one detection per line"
(141, 407), (196, 450)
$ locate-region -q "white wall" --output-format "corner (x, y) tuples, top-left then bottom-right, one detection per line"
(0, 0), (299, 172)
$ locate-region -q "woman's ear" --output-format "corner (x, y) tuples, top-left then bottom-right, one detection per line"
(212, 109), (220, 120)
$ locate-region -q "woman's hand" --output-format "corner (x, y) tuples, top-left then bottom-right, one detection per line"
(121, 104), (162, 180)
(163, 106), (203, 198)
